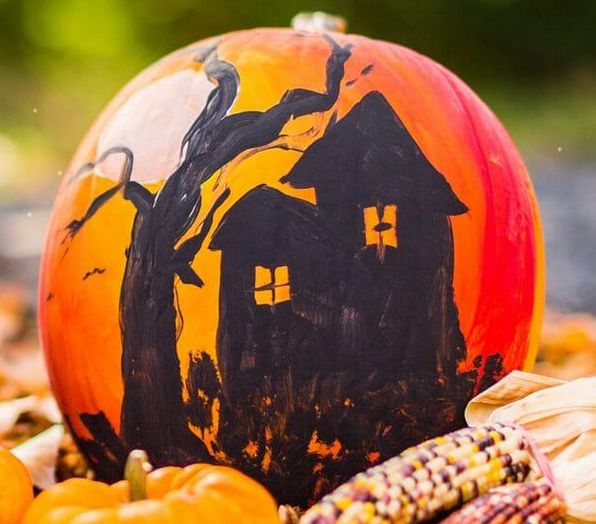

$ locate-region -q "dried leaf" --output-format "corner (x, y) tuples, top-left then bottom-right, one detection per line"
(537, 311), (596, 380)
(56, 431), (91, 481)
(279, 505), (301, 524)
(0, 396), (39, 433)
(0, 339), (49, 397)
(12, 424), (65, 489)
(0, 394), (61, 449)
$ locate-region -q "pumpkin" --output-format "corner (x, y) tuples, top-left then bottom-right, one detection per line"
(0, 448), (34, 524)
(23, 451), (279, 524)
(39, 13), (544, 506)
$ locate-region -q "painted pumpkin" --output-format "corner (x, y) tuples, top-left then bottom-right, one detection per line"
(39, 14), (544, 507)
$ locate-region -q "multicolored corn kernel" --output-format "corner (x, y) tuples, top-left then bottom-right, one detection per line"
(438, 479), (565, 524)
(299, 424), (532, 524)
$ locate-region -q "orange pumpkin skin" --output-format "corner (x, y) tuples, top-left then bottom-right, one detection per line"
(39, 28), (544, 505)
(23, 464), (279, 524)
(0, 448), (34, 524)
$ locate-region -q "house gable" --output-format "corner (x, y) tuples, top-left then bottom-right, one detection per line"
(209, 184), (337, 265)
(281, 91), (468, 217)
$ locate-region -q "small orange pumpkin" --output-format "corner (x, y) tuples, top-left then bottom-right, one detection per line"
(0, 448), (34, 524)
(23, 451), (279, 524)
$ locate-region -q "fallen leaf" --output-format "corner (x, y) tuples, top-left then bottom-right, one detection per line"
(12, 424), (65, 489)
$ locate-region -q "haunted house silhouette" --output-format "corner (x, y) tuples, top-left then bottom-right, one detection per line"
(282, 91), (468, 378)
(209, 185), (340, 400)
(207, 90), (470, 503)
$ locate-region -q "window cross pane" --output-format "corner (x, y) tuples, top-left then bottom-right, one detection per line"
(253, 265), (291, 305)
(363, 204), (399, 250)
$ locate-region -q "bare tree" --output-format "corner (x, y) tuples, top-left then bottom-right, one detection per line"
(63, 35), (352, 466)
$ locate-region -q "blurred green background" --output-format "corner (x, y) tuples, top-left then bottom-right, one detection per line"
(0, 0), (595, 312)
(1, 0), (595, 194)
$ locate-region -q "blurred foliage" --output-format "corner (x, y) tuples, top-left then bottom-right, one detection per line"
(0, 0), (595, 198)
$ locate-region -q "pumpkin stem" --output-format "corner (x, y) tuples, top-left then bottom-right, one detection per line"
(291, 12), (347, 33)
(124, 450), (153, 502)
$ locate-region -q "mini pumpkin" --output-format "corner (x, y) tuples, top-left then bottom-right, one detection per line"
(39, 12), (544, 506)
(0, 448), (34, 524)
(23, 451), (279, 524)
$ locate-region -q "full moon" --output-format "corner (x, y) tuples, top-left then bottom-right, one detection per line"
(96, 69), (215, 183)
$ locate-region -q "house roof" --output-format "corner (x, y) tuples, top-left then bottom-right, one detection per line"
(281, 91), (468, 216)
(209, 185), (337, 263)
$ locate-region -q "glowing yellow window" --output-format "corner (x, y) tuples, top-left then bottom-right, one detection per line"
(364, 205), (398, 251)
(254, 265), (291, 305)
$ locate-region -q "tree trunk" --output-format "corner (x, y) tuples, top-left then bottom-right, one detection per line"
(119, 236), (208, 465)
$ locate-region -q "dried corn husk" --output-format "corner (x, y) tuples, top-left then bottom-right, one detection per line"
(465, 370), (596, 523)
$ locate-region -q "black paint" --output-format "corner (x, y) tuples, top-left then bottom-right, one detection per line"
(282, 91), (468, 379)
(65, 35), (353, 476)
(204, 91), (471, 504)
(63, 412), (127, 483)
(185, 351), (221, 432)
(82, 267), (106, 280)
(61, 34), (505, 507)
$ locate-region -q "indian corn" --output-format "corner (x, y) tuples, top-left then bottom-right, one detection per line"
(439, 479), (565, 524)
(300, 423), (535, 524)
